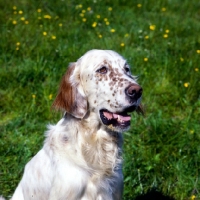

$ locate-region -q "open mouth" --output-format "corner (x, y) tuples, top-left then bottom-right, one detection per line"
(99, 109), (133, 129)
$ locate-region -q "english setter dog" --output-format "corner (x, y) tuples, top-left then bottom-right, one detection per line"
(3, 50), (143, 200)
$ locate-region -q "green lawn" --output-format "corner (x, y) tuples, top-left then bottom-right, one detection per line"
(0, 0), (199, 199)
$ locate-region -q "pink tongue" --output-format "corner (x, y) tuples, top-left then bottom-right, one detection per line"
(103, 111), (131, 122)
(113, 113), (131, 122)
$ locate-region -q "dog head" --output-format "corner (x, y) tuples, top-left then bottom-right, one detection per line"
(53, 49), (143, 132)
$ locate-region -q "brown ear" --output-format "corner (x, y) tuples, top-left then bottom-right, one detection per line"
(52, 63), (87, 119)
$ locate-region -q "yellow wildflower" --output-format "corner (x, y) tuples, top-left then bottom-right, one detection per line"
(108, 7), (112, 11)
(184, 83), (189, 88)
(137, 4), (142, 8)
(16, 42), (20, 46)
(16, 47), (19, 51)
(104, 18), (108, 22)
(37, 9), (42, 13)
(98, 34), (102, 38)
(96, 15), (101, 19)
(165, 29), (170, 33)
(163, 34), (168, 38)
(144, 58), (148, 62)
(120, 43), (125, 47)
(125, 33), (129, 37)
(161, 7), (166, 12)
(105, 21), (110, 25)
(145, 35), (149, 39)
(110, 29), (115, 33)
(190, 130), (194, 134)
(149, 25), (156, 30)
(14, 11), (17, 14)
(49, 94), (53, 100)
(87, 7), (91, 11)
(191, 195), (196, 200)
(20, 17), (25, 21)
(12, 20), (17, 25)
(82, 10), (86, 13)
(92, 22), (97, 28)
(25, 20), (29, 24)
(43, 32), (47, 36)
(82, 18), (87, 22)
(195, 68), (199, 72)
(38, 17), (42, 20)
(32, 94), (36, 99)
(13, 6), (17, 10)
(180, 58), (184, 62)
(18, 10), (23, 14)
(44, 15), (51, 19)
(59, 23), (63, 27)
(196, 50), (200, 54)
(79, 13), (84, 17)
(51, 35), (56, 40)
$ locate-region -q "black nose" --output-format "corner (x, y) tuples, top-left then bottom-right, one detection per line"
(125, 84), (142, 100)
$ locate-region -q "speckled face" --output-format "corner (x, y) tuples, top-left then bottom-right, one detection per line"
(76, 50), (143, 132)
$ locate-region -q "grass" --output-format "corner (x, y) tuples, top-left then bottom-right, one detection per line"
(0, 0), (199, 199)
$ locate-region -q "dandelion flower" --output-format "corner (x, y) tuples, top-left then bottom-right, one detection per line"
(82, 10), (86, 13)
(38, 17), (42, 20)
(144, 58), (148, 62)
(13, 6), (17, 10)
(137, 4), (142, 8)
(16, 47), (19, 51)
(18, 10), (23, 14)
(120, 43), (125, 47)
(96, 14), (100, 19)
(59, 23), (63, 27)
(165, 29), (170, 33)
(51, 35), (56, 40)
(104, 18), (108, 22)
(149, 25), (156, 30)
(105, 21), (110, 25)
(108, 7), (112, 11)
(92, 22), (97, 28)
(78, 4), (82, 8)
(163, 34), (168, 38)
(195, 68), (199, 72)
(180, 57), (184, 62)
(145, 35), (149, 39)
(79, 13), (84, 17)
(44, 15), (51, 19)
(161, 7), (166, 12)
(20, 17), (25, 21)
(16, 42), (20, 46)
(190, 130), (194, 134)
(196, 50), (200, 54)
(98, 34), (102, 38)
(110, 29), (115, 33)
(125, 33), (129, 37)
(191, 195), (196, 200)
(32, 94), (36, 99)
(12, 20), (17, 25)
(87, 7), (91, 11)
(184, 83), (189, 88)
(37, 9), (42, 13)
(82, 18), (87, 22)
(49, 94), (53, 100)
(14, 11), (17, 14)
(25, 20), (29, 24)
(43, 32), (47, 36)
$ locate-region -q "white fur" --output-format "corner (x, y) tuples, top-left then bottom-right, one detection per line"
(7, 50), (142, 200)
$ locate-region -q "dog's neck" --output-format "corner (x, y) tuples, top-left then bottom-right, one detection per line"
(61, 112), (123, 176)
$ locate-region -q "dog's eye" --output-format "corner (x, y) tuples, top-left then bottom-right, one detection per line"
(96, 66), (107, 74)
(124, 66), (130, 73)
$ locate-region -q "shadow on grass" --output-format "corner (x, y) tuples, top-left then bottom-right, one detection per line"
(135, 189), (175, 200)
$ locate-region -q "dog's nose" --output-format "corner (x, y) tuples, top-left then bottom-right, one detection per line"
(125, 84), (142, 100)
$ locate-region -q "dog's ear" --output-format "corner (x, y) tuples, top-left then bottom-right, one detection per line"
(52, 63), (88, 119)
